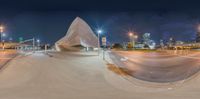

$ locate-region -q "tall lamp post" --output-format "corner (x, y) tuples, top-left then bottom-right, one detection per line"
(134, 35), (138, 41)
(2, 33), (6, 50)
(2, 33), (6, 42)
(128, 32), (138, 48)
(36, 39), (40, 50)
(37, 39), (40, 46)
(0, 26), (4, 42)
(97, 29), (102, 55)
(0, 26), (4, 49)
(129, 32), (133, 42)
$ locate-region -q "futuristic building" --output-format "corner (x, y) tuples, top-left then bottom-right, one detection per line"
(55, 17), (98, 51)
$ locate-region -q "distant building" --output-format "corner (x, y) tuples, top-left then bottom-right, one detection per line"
(176, 41), (184, 45)
(160, 39), (164, 48)
(148, 40), (156, 49)
(168, 37), (175, 47)
(142, 33), (156, 49)
(134, 43), (145, 49)
(143, 33), (151, 45)
(196, 31), (200, 42)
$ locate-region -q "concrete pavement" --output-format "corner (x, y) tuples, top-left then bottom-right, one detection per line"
(108, 50), (200, 83)
(0, 50), (17, 69)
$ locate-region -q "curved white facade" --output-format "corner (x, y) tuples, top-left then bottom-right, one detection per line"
(55, 17), (98, 51)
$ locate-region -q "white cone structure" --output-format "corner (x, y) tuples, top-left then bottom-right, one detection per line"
(55, 17), (98, 51)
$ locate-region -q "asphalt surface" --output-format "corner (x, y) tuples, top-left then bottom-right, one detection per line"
(108, 50), (200, 83)
(0, 50), (17, 69)
(1, 51), (200, 99)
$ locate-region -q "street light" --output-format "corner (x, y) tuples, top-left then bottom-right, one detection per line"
(2, 33), (6, 42)
(37, 39), (40, 43)
(97, 29), (102, 55)
(134, 35), (138, 39)
(97, 30), (102, 34)
(0, 26), (3, 32)
(36, 39), (40, 46)
(36, 39), (40, 50)
(0, 26), (4, 50)
(0, 26), (4, 42)
(2, 33), (6, 37)
(129, 32), (133, 37)
(128, 32), (138, 48)
(128, 32), (134, 42)
(128, 32), (138, 40)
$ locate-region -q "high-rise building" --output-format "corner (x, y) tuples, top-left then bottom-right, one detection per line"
(160, 39), (164, 48)
(142, 33), (156, 49)
(168, 37), (175, 47)
(196, 32), (200, 42)
(143, 33), (150, 44)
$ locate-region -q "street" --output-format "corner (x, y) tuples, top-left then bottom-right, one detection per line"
(0, 51), (199, 99)
(108, 50), (200, 83)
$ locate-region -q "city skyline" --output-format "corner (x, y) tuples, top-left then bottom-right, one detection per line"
(1, 12), (200, 44)
(1, 0), (200, 44)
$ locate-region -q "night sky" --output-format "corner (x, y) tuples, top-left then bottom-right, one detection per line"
(1, 0), (200, 45)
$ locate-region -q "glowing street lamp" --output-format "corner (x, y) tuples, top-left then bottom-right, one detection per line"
(36, 39), (40, 50)
(134, 35), (138, 39)
(36, 39), (40, 46)
(36, 39), (40, 43)
(97, 30), (102, 34)
(129, 32), (133, 37)
(2, 33), (6, 37)
(0, 26), (4, 42)
(0, 26), (3, 33)
(128, 32), (138, 48)
(2, 33), (6, 42)
(97, 29), (102, 55)
(129, 32), (138, 40)
(128, 32), (134, 42)
(0, 26), (4, 50)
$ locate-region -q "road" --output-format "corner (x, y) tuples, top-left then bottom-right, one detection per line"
(0, 50), (17, 69)
(0, 51), (200, 98)
(108, 50), (200, 83)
